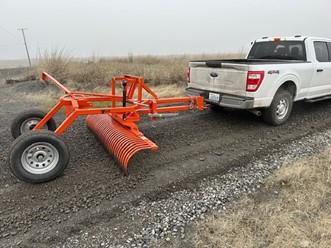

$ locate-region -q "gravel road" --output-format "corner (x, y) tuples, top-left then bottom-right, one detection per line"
(1, 77), (331, 247)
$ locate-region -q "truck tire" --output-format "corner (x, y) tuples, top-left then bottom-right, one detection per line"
(8, 130), (69, 183)
(263, 89), (293, 126)
(11, 109), (56, 139)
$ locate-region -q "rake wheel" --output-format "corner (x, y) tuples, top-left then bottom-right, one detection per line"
(11, 109), (57, 139)
(9, 130), (69, 183)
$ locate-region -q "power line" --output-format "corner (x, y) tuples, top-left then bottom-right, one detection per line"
(17, 28), (32, 67)
(0, 43), (22, 47)
(0, 25), (20, 40)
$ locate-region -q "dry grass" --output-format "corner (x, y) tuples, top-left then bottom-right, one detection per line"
(37, 49), (72, 83)
(36, 51), (244, 87)
(20, 83), (185, 110)
(189, 149), (331, 248)
(31, 51), (241, 108)
(17, 90), (61, 110)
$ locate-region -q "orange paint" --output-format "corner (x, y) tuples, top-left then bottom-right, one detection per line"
(37, 72), (205, 173)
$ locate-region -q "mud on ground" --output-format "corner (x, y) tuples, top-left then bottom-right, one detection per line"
(1, 77), (331, 247)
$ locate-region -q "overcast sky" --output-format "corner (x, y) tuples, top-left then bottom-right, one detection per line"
(0, 0), (330, 60)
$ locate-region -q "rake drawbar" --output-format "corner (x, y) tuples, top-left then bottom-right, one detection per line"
(31, 72), (205, 174)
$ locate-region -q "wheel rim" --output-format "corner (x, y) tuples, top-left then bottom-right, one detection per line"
(21, 142), (59, 174)
(20, 117), (46, 134)
(276, 98), (289, 120)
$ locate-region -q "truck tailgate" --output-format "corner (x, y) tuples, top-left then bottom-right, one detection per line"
(189, 63), (249, 96)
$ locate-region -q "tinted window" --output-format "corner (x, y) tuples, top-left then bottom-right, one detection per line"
(314, 41), (330, 62)
(328, 43), (331, 61)
(248, 41), (306, 60)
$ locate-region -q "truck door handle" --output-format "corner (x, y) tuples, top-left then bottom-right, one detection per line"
(317, 69), (324, 72)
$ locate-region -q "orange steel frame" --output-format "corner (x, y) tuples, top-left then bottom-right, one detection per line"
(35, 72), (205, 135)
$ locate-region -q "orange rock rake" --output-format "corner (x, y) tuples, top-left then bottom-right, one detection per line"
(36, 72), (204, 174)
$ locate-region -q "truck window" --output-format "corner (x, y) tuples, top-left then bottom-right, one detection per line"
(314, 41), (330, 62)
(328, 43), (331, 61)
(248, 41), (306, 60)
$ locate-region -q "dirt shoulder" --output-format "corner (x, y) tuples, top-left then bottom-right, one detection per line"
(1, 79), (331, 247)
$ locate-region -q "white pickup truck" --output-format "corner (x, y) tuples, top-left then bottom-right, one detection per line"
(186, 36), (331, 125)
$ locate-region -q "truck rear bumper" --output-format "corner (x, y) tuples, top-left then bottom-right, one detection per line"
(186, 87), (255, 109)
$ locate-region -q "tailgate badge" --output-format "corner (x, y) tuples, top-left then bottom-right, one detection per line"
(268, 70), (280, 75)
(210, 72), (218, 78)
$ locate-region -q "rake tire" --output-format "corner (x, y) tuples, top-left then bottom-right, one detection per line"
(11, 109), (57, 139)
(8, 130), (69, 184)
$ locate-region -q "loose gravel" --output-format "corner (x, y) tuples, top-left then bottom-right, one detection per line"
(62, 129), (331, 248)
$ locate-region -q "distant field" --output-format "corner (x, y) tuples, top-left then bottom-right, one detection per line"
(2, 52), (243, 106)
(0, 59), (34, 69)
(36, 52), (244, 87)
(2, 52), (244, 86)
(0, 67), (30, 83)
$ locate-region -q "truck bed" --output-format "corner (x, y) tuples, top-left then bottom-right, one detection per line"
(191, 59), (308, 68)
(187, 58), (310, 102)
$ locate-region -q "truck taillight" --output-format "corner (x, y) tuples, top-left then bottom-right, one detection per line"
(186, 67), (191, 83)
(246, 71), (264, 92)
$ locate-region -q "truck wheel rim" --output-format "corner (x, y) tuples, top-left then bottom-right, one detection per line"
(20, 118), (44, 134)
(21, 142), (59, 174)
(276, 99), (288, 120)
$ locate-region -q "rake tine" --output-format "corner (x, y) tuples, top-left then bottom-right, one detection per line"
(86, 114), (158, 174)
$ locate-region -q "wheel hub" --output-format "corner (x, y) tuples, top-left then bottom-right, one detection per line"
(20, 118), (42, 134)
(21, 142), (59, 174)
(276, 99), (288, 119)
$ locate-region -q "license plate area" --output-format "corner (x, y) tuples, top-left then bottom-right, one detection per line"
(208, 92), (220, 102)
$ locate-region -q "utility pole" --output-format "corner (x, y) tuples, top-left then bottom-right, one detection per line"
(17, 28), (31, 67)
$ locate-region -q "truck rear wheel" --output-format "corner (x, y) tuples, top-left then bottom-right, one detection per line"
(263, 89), (293, 126)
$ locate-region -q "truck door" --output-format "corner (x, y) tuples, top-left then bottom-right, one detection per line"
(310, 41), (331, 98)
